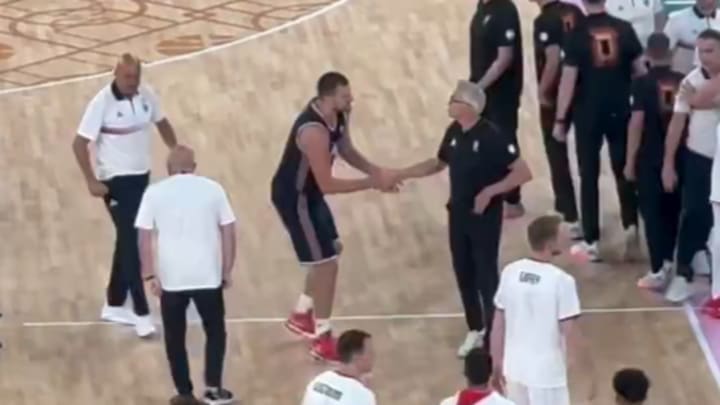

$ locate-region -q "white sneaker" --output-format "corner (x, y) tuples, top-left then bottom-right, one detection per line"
(665, 276), (692, 303)
(624, 225), (641, 261)
(100, 304), (136, 325)
(571, 241), (600, 262)
(134, 315), (156, 338)
(457, 330), (484, 358)
(637, 261), (671, 289)
(567, 222), (583, 241)
(692, 251), (711, 276)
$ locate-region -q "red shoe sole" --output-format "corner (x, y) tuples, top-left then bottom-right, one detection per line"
(284, 320), (316, 339)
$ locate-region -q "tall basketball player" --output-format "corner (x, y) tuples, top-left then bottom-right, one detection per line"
(531, 0), (584, 238)
(271, 72), (399, 362)
(554, 0), (646, 262)
(490, 215), (596, 405)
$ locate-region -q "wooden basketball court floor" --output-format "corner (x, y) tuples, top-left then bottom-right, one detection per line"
(0, 0), (719, 403)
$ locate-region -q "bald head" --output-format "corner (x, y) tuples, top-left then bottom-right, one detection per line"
(114, 53), (141, 96)
(167, 145), (196, 175)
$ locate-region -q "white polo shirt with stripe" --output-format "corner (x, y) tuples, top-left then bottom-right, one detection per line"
(606, 0), (664, 48)
(77, 83), (163, 180)
(674, 67), (720, 158)
(664, 6), (720, 74)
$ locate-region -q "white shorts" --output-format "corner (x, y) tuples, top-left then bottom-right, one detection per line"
(506, 381), (569, 405)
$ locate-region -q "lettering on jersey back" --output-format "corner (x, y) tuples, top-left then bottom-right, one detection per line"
(519, 271), (541, 285)
(657, 80), (679, 113)
(312, 382), (343, 401)
(589, 28), (620, 68)
(561, 12), (576, 33)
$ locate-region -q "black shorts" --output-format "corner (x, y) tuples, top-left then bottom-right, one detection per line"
(272, 191), (339, 265)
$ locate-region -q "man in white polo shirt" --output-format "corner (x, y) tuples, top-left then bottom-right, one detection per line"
(136, 146), (236, 405)
(301, 329), (377, 405)
(606, 0), (666, 49)
(71, 53), (177, 338)
(664, 0), (720, 74)
(662, 29), (720, 302)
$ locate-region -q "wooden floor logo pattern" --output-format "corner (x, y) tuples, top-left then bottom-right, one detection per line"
(0, 0), (338, 90)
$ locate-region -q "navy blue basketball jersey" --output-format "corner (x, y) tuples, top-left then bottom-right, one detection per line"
(271, 99), (347, 198)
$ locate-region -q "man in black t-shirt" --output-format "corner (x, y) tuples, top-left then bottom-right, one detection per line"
(395, 80), (532, 357)
(532, 0), (584, 239)
(554, 0), (647, 262)
(470, 0), (525, 218)
(623, 33), (683, 289)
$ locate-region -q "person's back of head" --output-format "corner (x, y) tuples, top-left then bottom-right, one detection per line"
(613, 368), (650, 404)
(645, 33), (671, 65)
(464, 348), (493, 387)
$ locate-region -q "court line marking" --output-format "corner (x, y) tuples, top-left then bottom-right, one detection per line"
(684, 303), (720, 391)
(18, 306), (690, 327)
(0, 0), (351, 96)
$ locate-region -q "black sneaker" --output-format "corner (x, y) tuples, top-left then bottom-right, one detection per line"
(202, 388), (234, 405)
(170, 394), (203, 405)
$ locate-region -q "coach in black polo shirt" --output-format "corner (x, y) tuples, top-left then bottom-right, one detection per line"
(554, 0), (646, 262)
(469, 0), (525, 218)
(397, 80), (532, 357)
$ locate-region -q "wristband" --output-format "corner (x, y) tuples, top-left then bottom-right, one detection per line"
(143, 275), (155, 281)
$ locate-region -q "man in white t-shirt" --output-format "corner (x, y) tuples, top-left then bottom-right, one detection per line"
(439, 348), (515, 405)
(664, 0), (720, 74)
(607, 0), (666, 49)
(136, 146), (236, 405)
(661, 29), (720, 303)
(489, 215), (596, 405)
(301, 329), (377, 405)
(72, 53), (178, 338)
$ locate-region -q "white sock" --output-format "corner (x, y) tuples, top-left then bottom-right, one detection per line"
(295, 294), (314, 312)
(315, 318), (331, 335)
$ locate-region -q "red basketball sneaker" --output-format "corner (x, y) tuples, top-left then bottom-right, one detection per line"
(310, 331), (339, 362)
(285, 310), (315, 338)
(701, 297), (720, 319)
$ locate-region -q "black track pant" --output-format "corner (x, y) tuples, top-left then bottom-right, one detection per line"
(448, 202), (503, 347)
(636, 163), (680, 272)
(102, 173), (150, 315)
(677, 149), (713, 281)
(574, 112), (638, 243)
(162, 287), (227, 396)
(540, 106), (578, 222)
(484, 100), (521, 205)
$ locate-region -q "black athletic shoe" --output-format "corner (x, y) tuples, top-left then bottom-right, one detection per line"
(170, 394), (203, 405)
(202, 388), (234, 405)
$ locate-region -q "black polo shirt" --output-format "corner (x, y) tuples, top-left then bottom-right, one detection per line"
(469, 0), (524, 104)
(630, 65), (684, 167)
(437, 119), (518, 213)
(533, 1), (585, 99)
(564, 12), (642, 115)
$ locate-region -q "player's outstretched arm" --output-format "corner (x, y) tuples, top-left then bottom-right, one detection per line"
(337, 133), (400, 192)
(396, 158), (447, 181)
(299, 126), (375, 194)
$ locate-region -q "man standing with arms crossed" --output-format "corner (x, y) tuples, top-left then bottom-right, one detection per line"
(72, 53), (178, 338)
(490, 215), (596, 405)
(531, 0), (584, 238)
(554, 0), (646, 262)
(271, 72), (399, 362)
(469, 0), (525, 218)
(136, 146), (236, 405)
(661, 29), (720, 303)
(624, 33), (683, 290)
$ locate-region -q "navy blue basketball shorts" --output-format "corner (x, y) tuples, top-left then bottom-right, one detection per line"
(273, 193), (340, 265)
